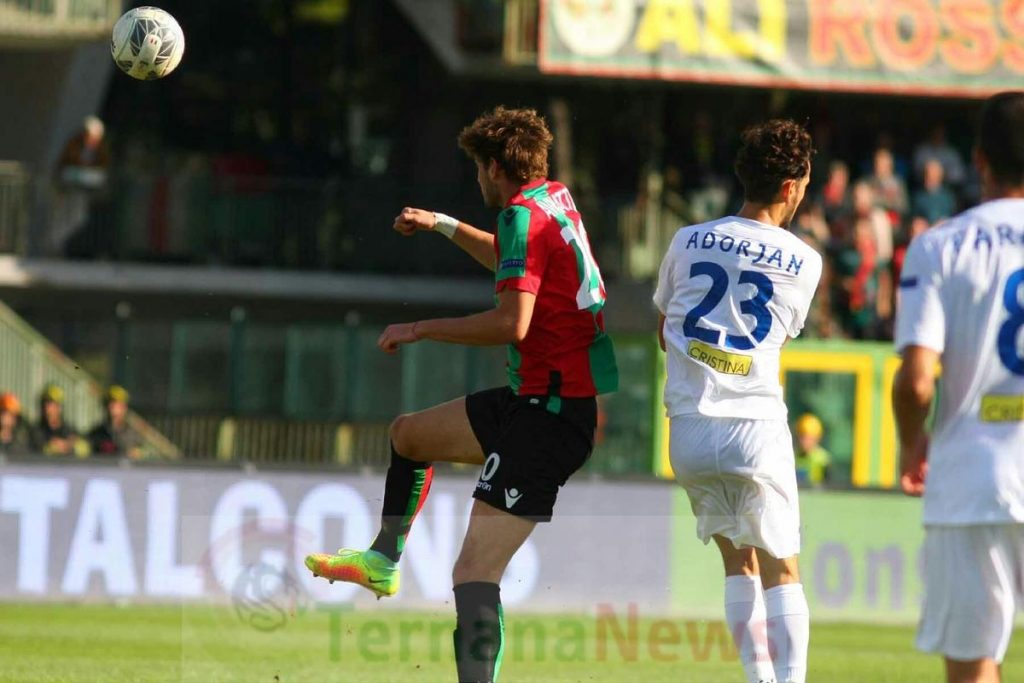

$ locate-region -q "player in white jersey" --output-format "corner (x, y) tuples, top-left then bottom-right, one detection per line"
(654, 120), (822, 683)
(894, 92), (1024, 683)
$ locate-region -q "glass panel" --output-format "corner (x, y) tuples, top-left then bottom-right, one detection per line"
(168, 321), (230, 413)
(784, 370), (856, 488)
(349, 326), (401, 422)
(283, 325), (349, 420)
(237, 324), (285, 415)
(588, 337), (655, 475)
(124, 320), (173, 413)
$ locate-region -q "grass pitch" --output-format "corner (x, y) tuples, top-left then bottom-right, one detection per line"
(1, 602), (1020, 682)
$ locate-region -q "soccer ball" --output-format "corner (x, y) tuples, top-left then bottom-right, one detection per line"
(110, 7), (185, 81)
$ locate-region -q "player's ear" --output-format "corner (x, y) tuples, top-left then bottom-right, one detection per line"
(778, 178), (796, 203)
(487, 158), (503, 181)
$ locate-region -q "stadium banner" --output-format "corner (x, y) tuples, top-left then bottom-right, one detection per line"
(0, 463), (673, 613)
(0, 463), (926, 622)
(539, 0), (1024, 97)
(673, 489), (926, 623)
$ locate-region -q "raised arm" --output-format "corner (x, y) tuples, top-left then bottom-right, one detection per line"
(377, 290), (536, 353)
(394, 207), (495, 271)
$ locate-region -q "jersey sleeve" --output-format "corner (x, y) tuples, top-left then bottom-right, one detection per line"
(653, 241), (677, 315)
(786, 250), (824, 338)
(895, 234), (945, 353)
(495, 205), (547, 295)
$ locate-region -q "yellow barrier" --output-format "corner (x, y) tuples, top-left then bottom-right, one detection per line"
(655, 340), (903, 489)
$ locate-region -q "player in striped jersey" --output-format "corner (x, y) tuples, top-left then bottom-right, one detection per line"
(305, 106), (617, 683)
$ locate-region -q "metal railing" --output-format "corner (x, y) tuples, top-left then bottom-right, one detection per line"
(0, 299), (179, 458)
(0, 162), (28, 255)
(0, 0), (122, 41)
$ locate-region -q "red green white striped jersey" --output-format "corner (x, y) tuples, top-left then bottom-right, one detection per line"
(494, 178), (618, 398)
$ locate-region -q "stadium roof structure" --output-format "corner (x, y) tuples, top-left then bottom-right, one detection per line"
(0, 0), (121, 47)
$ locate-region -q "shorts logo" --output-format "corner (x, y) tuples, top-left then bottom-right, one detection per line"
(504, 488), (523, 509)
(477, 453), (501, 493)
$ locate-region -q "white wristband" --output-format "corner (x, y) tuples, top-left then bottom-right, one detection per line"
(433, 212), (459, 239)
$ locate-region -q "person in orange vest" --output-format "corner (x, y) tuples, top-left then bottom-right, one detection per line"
(0, 392), (30, 456)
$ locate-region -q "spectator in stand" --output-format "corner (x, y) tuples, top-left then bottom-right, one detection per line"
(833, 191), (887, 340)
(874, 131), (911, 179)
(794, 413), (832, 488)
(913, 122), (967, 190)
(88, 385), (145, 459)
(848, 217), (882, 338)
(51, 116), (113, 257)
(851, 182), (894, 335)
(0, 392), (31, 456)
(59, 116), (112, 174)
(893, 215), (932, 282)
(912, 159), (957, 226)
(31, 384), (87, 457)
(866, 147), (909, 228)
(819, 160), (852, 226)
(792, 202), (837, 338)
(852, 181), (894, 267)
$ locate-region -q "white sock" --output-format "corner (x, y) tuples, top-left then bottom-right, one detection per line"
(724, 575), (775, 683)
(764, 583), (810, 683)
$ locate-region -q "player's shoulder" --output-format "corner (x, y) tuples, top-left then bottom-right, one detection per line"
(667, 217), (733, 249)
(497, 203), (534, 234)
(509, 180), (578, 225)
(779, 227), (823, 264)
(905, 204), (993, 260)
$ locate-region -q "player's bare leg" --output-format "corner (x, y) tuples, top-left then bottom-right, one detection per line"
(451, 500), (536, 683)
(714, 534), (759, 576)
(714, 535), (774, 683)
(945, 658), (1000, 683)
(756, 549), (809, 683)
(305, 397), (484, 596)
(390, 396), (486, 466)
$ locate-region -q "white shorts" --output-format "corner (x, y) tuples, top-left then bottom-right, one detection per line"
(918, 525), (1024, 663)
(669, 415), (800, 559)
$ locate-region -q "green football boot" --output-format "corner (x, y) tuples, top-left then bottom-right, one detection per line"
(304, 548), (400, 599)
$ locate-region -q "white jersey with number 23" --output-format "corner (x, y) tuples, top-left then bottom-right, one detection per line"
(654, 216), (823, 420)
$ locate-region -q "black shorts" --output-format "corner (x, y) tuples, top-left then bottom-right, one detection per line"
(465, 386), (596, 522)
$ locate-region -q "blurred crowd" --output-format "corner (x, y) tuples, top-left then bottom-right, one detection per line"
(0, 384), (145, 459)
(790, 124), (972, 341)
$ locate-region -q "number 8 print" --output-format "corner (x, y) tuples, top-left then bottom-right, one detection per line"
(998, 268), (1024, 376)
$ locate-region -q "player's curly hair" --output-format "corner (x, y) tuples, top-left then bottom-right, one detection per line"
(458, 106), (553, 185)
(734, 119), (814, 203)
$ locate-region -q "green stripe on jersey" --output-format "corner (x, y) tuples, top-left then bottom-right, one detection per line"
(496, 205), (532, 281)
(506, 344), (523, 394)
(521, 183), (549, 200)
(589, 325), (619, 394)
(558, 212), (605, 310)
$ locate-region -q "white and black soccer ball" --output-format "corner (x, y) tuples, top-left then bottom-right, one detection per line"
(111, 6), (185, 81)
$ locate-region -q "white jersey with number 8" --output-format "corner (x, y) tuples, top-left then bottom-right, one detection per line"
(654, 216), (823, 420)
(896, 198), (1024, 526)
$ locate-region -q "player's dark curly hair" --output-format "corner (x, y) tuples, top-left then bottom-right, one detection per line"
(734, 119), (814, 203)
(978, 91), (1024, 187)
(458, 106), (553, 185)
